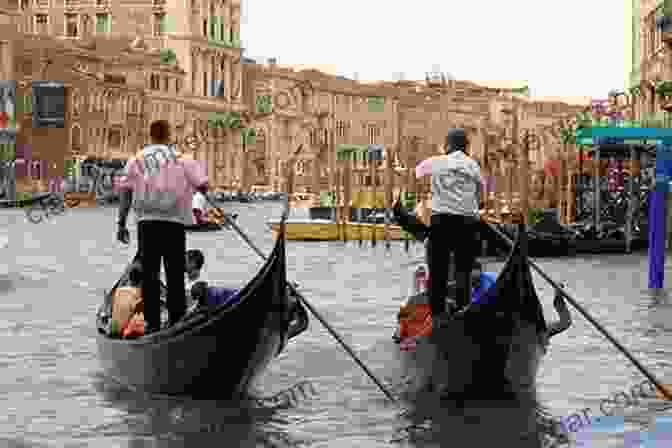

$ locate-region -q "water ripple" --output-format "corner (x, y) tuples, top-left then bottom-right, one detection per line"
(0, 205), (671, 446)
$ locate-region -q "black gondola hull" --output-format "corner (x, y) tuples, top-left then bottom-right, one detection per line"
(393, 208), (549, 397)
(96, 229), (302, 398)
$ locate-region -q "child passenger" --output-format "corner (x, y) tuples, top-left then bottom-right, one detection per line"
(111, 261), (146, 338)
(185, 249), (239, 311)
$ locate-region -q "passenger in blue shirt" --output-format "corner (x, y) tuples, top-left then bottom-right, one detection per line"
(471, 261), (497, 304)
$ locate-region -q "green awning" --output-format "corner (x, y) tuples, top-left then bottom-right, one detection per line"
(336, 144), (369, 161)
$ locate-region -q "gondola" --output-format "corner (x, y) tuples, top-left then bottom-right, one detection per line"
(391, 203), (548, 397)
(95, 217), (310, 398)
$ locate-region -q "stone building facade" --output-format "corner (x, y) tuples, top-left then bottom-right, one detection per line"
(243, 61), (586, 203)
(6, 0), (249, 192)
(4, 0), (589, 197)
(630, 0), (672, 125)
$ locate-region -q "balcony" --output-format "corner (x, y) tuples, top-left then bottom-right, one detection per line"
(95, 0), (109, 8)
(64, 0), (86, 8)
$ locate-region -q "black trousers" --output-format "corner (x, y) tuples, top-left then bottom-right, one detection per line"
(428, 213), (479, 315)
(138, 220), (187, 330)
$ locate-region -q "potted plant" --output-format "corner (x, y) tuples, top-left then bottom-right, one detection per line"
(656, 80), (672, 111)
(159, 48), (177, 65)
(255, 95), (272, 115)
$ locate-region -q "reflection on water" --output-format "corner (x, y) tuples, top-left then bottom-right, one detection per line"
(92, 374), (309, 448)
(2, 206), (672, 446)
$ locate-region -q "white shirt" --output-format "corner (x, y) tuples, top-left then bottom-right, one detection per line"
(192, 191), (208, 213)
(415, 152), (482, 217)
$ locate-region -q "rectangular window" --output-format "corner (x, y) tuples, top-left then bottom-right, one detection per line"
(95, 13), (110, 34)
(35, 14), (48, 34)
(65, 13), (78, 37)
(163, 77), (169, 92)
(203, 72), (207, 96)
(153, 13), (165, 36)
(220, 17), (224, 42)
(203, 19), (207, 37)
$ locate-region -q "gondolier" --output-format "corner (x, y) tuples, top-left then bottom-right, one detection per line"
(415, 128), (483, 326)
(116, 120), (210, 333)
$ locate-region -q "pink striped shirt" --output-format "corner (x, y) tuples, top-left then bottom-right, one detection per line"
(116, 144), (208, 225)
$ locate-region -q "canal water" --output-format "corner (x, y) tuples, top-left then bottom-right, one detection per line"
(1, 203), (672, 447)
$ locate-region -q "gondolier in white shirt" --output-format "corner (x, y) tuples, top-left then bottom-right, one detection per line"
(116, 120), (210, 333)
(415, 128), (483, 327)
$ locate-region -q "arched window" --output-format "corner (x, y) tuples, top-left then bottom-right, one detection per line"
(71, 124), (81, 149)
(31, 160), (41, 180)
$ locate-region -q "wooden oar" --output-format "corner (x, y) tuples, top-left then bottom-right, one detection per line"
(485, 219), (672, 401)
(204, 195), (397, 403)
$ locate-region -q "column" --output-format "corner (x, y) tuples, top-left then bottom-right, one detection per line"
(649, 143), (670, 290)
(233, 60), (242, 101)
(268, 122), (277, 190)
(224, 56), (231, 100)
(208, 131), (216, 187)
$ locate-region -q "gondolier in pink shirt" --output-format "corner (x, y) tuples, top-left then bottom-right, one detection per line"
(115, 120), (210, 333)
(415, 128), (483, 326)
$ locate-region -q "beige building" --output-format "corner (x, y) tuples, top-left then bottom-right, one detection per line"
(630, 0), (672, 125)
(7, 0), (250, 191)
(243, 61), (587, 203)
(4, 0), (590, 197)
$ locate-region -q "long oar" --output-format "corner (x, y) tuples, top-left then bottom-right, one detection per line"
(205, 195), (397, 403)
(485, 220), (672, 401)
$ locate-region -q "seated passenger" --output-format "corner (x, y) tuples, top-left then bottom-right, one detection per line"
(190, 281), (239, 308)
(185, 249), (238, 311)
(110, 261), (144, 337)
(469, 261), (498, 305)
(122, 312), (146, 338)
(185, 249), (204, 312)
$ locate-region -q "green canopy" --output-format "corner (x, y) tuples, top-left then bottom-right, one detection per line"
(336, 144), (369, 161)
(336, 144), (387, 161)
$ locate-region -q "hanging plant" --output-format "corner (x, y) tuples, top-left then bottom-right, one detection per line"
(241, 127), (256, 145)
(656, 80), (672, 99)
(159, 48), (177, 65)
(255, 95), (272, 114)
(207, 111), (242, 129)
(575, 110), (592, 129)
(628, 86), (642, 97)
(655, 81), (672, 112)
(559, 127), (575, 144)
